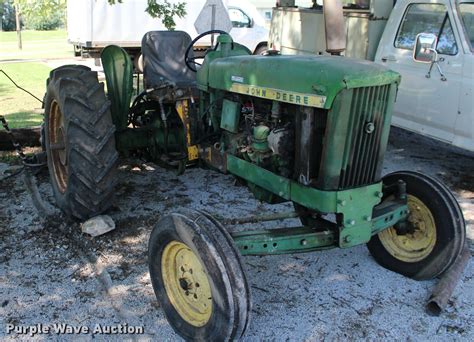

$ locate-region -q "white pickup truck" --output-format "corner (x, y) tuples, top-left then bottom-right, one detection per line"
(67, 0), (269, 59)
(270, 0), (474, 152)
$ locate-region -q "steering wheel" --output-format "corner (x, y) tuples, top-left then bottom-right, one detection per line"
(185, 30), (230, 72)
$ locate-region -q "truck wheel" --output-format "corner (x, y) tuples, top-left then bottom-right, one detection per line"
(149, 209), (251, 341)
(73, 45), (82, 57)
(44, 65), (118, 220)
(367, 171), (465, 280)
(254, 44), (268, 55)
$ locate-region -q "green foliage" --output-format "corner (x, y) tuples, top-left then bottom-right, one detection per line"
(1, 0), (17, 31)
(145, 0), (186, 30)
(107, 0), (186, 30)
(16, 0), (66, 31)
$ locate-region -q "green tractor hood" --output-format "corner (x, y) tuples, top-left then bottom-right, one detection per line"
(202, 55), (400, 110)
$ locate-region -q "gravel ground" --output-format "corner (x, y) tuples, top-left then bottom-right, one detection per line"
(0, 127), (473, 341)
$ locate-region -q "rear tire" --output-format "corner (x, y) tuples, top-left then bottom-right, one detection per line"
(367, 171), (465, 280)
(44, 65), (118, 220)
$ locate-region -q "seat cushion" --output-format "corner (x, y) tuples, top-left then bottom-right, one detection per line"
(141, 31), (196, 90)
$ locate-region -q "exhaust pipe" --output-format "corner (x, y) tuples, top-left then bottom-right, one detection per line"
(323, 0), (346, 55)
(426, 243), (470, 316)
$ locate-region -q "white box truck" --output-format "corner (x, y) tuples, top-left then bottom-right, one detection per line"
(67, 0), (269, 59)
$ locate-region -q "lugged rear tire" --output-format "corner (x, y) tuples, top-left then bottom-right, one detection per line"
(44, 65), (118, 220)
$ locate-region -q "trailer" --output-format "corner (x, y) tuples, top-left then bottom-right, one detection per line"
(67, 0), (269, 60)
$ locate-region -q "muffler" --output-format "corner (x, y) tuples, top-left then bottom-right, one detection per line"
(323, 0), (346, 55)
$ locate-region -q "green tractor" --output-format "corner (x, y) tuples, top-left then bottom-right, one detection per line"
(43, 28), (465, 339)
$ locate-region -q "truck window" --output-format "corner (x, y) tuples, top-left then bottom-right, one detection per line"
(395, 4), (458, 55)
(229, 8), (251, 28)
(459, 3), (474, 51)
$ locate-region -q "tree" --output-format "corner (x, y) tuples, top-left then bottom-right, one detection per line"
(107, 0), (186, 30)
(1, 0), (17, 31)
(16, 0), (66, 30)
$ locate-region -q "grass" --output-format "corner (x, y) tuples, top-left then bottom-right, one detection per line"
(0, 29), (73, 60)
(0, 29), (68, 42)
(0, 30), (74, 128)
(0, 62), (50, 128)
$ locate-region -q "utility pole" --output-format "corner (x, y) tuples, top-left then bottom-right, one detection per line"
(15, 2), (22, 50)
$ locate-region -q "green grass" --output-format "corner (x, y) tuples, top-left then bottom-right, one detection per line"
(0, 62), (50, 128)
(0, 29), (75, 128)
(0, 29), (68, 42)
(0, 29), (73, 60)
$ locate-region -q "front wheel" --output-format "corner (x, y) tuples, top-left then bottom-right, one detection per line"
(367, 171), (465, 280)
(148, 209), (251, 341)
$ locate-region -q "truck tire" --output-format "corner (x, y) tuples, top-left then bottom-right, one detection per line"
(254, 44), (268, 55)
(44, 65), (118, 221)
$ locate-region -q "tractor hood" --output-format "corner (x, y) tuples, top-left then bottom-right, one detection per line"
(204, 55), (400, 110)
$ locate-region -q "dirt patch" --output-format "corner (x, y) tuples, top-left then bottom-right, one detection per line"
(0, 128), (473, 340)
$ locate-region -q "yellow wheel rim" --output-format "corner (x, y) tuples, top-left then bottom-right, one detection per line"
(378, 195), (437, 263)
(161, 241), (213, 327)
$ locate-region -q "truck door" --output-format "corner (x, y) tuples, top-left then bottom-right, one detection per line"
(375, 1), (463, 143)
(228, 7), (254, 48)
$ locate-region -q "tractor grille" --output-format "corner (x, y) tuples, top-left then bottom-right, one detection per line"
(339, 84), (392, 189)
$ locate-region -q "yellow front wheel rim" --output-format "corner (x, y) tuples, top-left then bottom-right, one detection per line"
(378, 195), (437, 263)
(161, 241), (213, 327)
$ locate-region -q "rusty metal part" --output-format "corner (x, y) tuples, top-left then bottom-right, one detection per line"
(295, 107), (320, 186)
(0, 117), (52, 216)
(200, 145), (227, 172)
(323, 0), (347, 54)
(48, 100), (68, 193)
(1, 115), (28, 161)
(220, 211), (300, 225)
(0, 115), (46, 168)
(0, 126), (41, 150)
(426, 243), (470, 316)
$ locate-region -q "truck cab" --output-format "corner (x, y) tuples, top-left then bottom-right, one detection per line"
(375, 0), (473, 151)
(269, 0), (474, 151)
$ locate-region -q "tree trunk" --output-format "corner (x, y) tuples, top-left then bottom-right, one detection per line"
(15, 3), (22, 50)
(0, 126), (41, 150)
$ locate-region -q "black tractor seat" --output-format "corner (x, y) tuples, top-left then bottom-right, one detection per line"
(141, 31), (197, 100)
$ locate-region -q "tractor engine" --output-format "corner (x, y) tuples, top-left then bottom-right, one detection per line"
(225, 99), (294, 174)
(196, 38), (400, 204)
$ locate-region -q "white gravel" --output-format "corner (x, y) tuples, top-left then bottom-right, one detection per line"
(0, 127), (473, 341)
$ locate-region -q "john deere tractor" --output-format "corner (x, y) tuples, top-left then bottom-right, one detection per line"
(43, 23), (465, 342)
